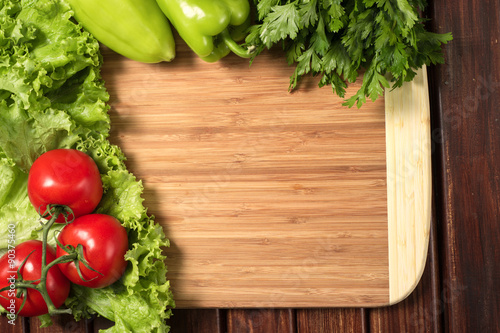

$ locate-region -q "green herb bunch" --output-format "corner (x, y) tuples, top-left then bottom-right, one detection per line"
(246, 0), (453, 107)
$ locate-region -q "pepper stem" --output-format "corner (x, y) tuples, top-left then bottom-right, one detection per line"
(221, 29), (254, 59)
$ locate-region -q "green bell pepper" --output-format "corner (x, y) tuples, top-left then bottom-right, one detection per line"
(68, 0), (175, 63)
(155, 0), (253, 62)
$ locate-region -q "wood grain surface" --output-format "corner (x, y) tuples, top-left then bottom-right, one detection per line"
(2, 0), (498, 331)
(426, 0), (500, 332)
(97, 37), (430, 307)
(103, 44), (390, 307)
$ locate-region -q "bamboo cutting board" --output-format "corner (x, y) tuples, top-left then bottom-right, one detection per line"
(101, 42), (431, 308)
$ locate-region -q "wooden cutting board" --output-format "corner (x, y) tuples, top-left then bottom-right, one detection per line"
(100, 41), (431, 308)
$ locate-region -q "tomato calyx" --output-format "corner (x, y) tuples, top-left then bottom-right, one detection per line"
(54, 236), (103, 283)
(38, 204), (75, 224)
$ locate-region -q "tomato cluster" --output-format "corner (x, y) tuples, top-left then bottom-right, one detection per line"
(0, 149), (129, 317)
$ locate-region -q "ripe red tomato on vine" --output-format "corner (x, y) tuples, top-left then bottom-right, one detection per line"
(27, 149), (103, 222)
(56, 214), (129, 288)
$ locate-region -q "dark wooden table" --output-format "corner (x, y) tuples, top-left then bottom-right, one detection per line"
(2, 0), (499, 332)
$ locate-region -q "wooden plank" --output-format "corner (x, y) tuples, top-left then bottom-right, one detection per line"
(0, 315), (27, 332)
(29, 315), (89, 333)
(167, 309), (226, 333)
(427, 0), (500, 332)
(92, 317), (113, 332)
(227, 309), (295, 333)
(296, 308), (365, 333)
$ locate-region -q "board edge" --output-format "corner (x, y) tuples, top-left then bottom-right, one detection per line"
(385, 66), (432, 305)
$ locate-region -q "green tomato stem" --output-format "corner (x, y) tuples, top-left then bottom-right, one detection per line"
(37, 206), (72, 315)
(12, 282), (39, 289)
(40, 206), (60, 281)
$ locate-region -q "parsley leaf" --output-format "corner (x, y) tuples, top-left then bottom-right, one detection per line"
(247, 0), (452, 107)
(259, 3), (301, 47)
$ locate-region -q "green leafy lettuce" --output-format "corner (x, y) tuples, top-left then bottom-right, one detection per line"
(0, 0), (174, 331)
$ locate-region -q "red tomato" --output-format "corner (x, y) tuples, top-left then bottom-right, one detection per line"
(27, 149), (103, 222)
(0, 240), (71, 317)
(56, 214), (129, 288)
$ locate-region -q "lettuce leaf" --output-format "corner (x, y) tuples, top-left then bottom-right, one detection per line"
(0, 0), (174, 331)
